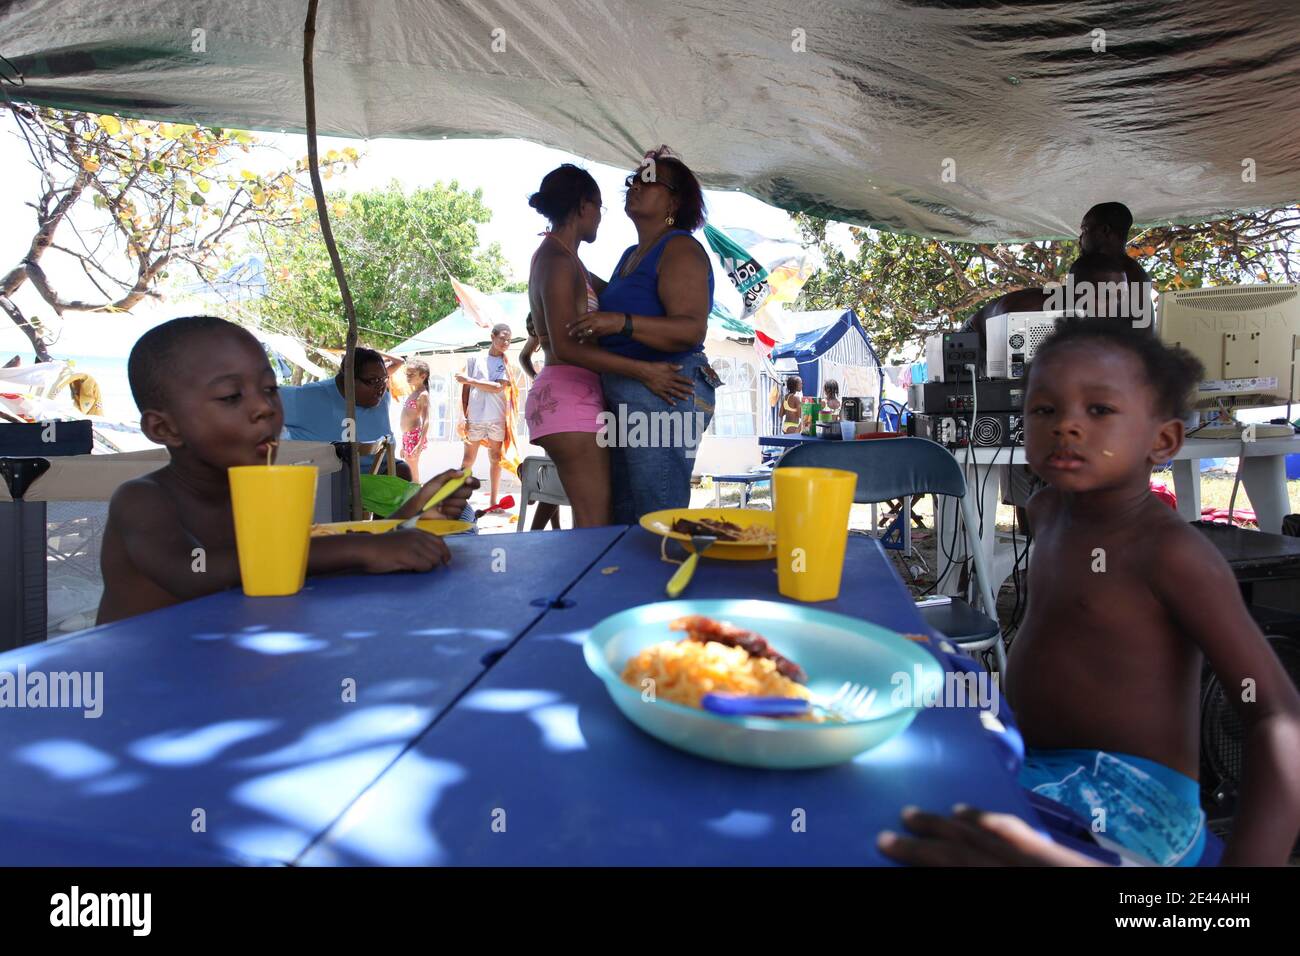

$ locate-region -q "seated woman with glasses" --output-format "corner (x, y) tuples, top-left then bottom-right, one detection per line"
(280, 346), (407, 479)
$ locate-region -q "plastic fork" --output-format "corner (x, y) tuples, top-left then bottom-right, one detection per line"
(665, 534), (716, 598)
(701, 681), (878, 722)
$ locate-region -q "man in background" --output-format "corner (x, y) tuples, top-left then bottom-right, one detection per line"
(457, 323), (512, 508)
(1079, 201), (1151, 286)
(961, 200), (1152, 347)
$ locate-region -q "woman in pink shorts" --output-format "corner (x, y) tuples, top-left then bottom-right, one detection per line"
(524, 165), (695, 526)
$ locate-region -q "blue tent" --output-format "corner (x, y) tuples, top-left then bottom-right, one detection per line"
(770, 310), (885, 420)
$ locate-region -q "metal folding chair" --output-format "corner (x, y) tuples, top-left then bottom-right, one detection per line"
(775, 437), (1006, 673)
(355, 437), (397, 477)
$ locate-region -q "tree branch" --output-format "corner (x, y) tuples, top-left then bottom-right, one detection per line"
(304, 0), (362, 518)
(0, 294), (51, 362)
(935, 242), (973, 292)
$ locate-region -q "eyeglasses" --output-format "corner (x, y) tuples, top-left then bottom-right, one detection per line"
(625, 173), (677, 192)
(358, 375), (388, 390)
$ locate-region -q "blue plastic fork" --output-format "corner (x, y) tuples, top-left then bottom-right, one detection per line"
(702, 681), (877, 721)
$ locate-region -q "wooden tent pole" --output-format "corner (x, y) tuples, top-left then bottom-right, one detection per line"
(303, 0), (362, 519)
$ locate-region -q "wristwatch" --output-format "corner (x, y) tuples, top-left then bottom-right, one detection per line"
(621, 312), (634, 337)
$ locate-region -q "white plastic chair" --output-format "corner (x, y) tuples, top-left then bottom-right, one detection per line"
(515, 455), (570, 531)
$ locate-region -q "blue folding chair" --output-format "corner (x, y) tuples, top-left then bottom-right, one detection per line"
(775, 437), (1005, 673)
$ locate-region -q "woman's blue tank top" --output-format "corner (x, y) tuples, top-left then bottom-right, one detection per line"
(597, 229), (713, 362)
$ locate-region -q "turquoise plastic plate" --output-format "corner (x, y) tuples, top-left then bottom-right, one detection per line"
(583, 599), (945, 769)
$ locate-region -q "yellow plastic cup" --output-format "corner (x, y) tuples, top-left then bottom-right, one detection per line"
(774, 466), (857, 602)
(228, 465), (318, 597)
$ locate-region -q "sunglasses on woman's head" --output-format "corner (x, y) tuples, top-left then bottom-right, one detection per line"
(624, 173), (677, 192)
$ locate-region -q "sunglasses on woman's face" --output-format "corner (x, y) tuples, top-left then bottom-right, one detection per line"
(624, 173), (677, 192)
(358, 374), (388, 390)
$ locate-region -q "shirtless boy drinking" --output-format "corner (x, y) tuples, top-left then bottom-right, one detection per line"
(97, 316), (478, 625)
(882, 320), (1300, 866)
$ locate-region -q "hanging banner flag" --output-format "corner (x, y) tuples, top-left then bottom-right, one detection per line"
(704, 224), (770, 318)
(450, 277), (509, 330)
(763, 254), (816, 305)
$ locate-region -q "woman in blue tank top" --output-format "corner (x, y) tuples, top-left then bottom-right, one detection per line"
(566, 148), (718, 523)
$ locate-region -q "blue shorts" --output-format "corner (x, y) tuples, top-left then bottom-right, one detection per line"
(600, 352), (716, 525)
(1019, 748), (1207, 866)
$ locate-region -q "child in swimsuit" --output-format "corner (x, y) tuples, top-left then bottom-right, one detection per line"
(822, 378), (842, 418)
(780, 375), (803, 434)
(400, 358), (430, 483)
(879, 320), (1300, 866)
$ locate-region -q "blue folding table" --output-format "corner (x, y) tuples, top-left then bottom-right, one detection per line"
(0, 526), (625, 865)
(300, 527), (1035, 866)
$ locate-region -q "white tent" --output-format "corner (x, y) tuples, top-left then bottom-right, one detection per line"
(3, 1), (1297, 240)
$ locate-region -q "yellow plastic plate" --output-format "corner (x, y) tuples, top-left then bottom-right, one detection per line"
(639, 507), (776, 561)
(310, 518), (473, 537)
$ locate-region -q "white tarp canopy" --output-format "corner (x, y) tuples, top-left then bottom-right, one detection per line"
(392, 292), (531, 355)
(3, 1), (1298, 241)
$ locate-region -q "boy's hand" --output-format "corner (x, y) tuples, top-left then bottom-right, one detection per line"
(877, 805), (1104, 867)
(393, 468), (480, 521)
(353, 528), (452, 573)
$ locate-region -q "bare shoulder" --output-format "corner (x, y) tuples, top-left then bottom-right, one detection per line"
(535, 246), (579, 285)
(664, 233), (709, 263)
(1145, 508), (1236, 592)
(109, 471), (175, 521)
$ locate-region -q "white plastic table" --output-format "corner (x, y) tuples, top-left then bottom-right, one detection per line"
(935, 434), (1300, 597)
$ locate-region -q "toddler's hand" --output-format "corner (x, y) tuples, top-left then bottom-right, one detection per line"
(354, 528), (451, 573)
(877, 805), (1105, 867)
(396, 468), (480, 521)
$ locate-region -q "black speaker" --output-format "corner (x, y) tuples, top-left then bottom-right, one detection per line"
(1200, 637), (1300, 817)
(969, 413), (1024, 447)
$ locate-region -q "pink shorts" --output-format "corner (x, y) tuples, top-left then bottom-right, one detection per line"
(525, 364), (606, 441)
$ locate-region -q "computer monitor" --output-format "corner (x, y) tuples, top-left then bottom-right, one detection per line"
(1157, 285), (1300, 426)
